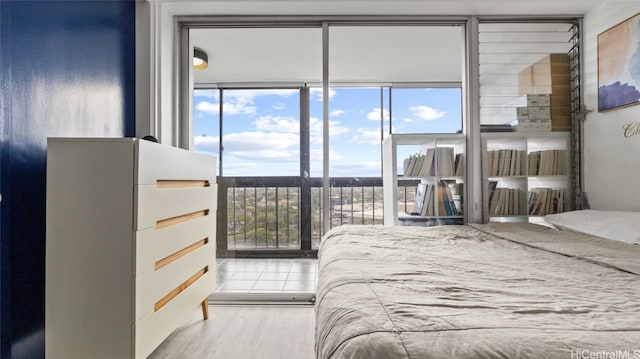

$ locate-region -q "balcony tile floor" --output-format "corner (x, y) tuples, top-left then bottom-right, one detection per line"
(215, 258), (318, 294)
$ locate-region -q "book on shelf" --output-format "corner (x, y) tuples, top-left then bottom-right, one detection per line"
(404, 147), (461, 177)
(527, 150), (565, 176)
(410, 182), (427, 215)
(409, 182), (435, 216)
(424, 184), (434, 216)
(408, 181), (463, 217)
(404, 153), (427, 177)
(437, 181), (462, 216)
(411, 154), (423, 176)
(435, 147), (455, 176)
(403, 156), (414, 176)
(488, 180), (498, 205)
(489, 187), (522, 216)
(487, 149), (526, 176)
(528, 187), (564, 215)
(448, 181), (464, 215)
(454, 153), (465, 176)
(419, 149), (436, 177)
(436, 182), (447, 216)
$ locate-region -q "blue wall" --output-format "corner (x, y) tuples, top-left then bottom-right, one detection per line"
(0, 1), (136, 358)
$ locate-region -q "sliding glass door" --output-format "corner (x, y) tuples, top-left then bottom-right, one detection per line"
(187, 20), (464, 298)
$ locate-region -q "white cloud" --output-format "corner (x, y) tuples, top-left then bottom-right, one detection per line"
(273, 102), (286, 110)
(224, 131), (298, 151)
(402, 117), (414, 123)
(348, 128), (382, 145)
(224, 161), (256, 171)
(194, 89), (219, 99)
(255, 115), (299, 133)
(195, 89), (298, 117)
(310, 88), (336, 102)
(194, 99), (256, 116)
(231, 149), (299, 162)
(330, 109), (345, 117)
(221, 131), (300, 162)
(309, 117), (350, 145)
(224, 99), (257, 115)
(225, 89), (298, 100)
(195, 101), (219, 115)
(409, 105), (446, 121)
(329, 161), (381, 177)
(193, 135), (219, 154)
(367, 107), (390, 121)
(310, 147), (346, 162)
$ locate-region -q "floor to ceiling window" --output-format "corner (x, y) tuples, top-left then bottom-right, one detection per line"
(188, 20), (465, 298)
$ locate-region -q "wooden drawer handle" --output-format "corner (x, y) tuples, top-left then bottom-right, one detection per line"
(156, 209), (209, 229)
(154, 266), (208, 312)
(156, 180), (210, 188)
(155, 238), (208, 271)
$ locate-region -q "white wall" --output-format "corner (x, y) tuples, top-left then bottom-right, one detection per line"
(583, 1), (640, 210)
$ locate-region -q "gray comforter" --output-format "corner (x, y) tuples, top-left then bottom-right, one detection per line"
(315, 223), (640, 359)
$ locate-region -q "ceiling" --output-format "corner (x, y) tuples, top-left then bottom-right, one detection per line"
(165, 0), (603, 16)
(185, 0), (603, 86)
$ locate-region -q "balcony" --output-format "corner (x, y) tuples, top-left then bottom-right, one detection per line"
(216, 177), (419, 255)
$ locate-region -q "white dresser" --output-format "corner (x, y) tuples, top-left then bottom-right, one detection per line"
(46, 138), (217, 359)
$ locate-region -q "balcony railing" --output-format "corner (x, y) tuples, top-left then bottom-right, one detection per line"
(217, 177), (419, 253)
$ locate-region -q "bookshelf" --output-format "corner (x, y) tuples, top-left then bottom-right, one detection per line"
(482, 131), (571, 223)
(383, 133), (465, 226)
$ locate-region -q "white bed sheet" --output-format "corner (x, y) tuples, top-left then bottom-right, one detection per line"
(545, 209), (640, 244)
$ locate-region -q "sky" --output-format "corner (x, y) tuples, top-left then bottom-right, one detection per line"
(193, 87), (462, 177)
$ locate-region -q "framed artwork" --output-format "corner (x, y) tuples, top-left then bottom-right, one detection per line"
(598, 12), (640, 112)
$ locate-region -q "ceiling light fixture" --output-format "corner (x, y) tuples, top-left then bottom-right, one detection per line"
(193, 47), (208, 70)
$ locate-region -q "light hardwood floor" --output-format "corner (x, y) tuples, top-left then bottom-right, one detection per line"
(148, 304), (316, 359)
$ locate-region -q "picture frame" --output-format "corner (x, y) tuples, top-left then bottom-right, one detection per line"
(597, 12), (640, 112)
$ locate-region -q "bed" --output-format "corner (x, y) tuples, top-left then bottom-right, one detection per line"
(315, 218), (640, 359)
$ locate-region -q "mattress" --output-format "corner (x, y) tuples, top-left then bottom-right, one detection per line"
(315, 223), (640, 359)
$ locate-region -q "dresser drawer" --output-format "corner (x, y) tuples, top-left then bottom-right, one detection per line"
(135, 241), (214, 322)
(135, 184), (217, 231)
(134, 269), (214, 359)
(135, 213), (216, 277)
(136, 140), (216, 185)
